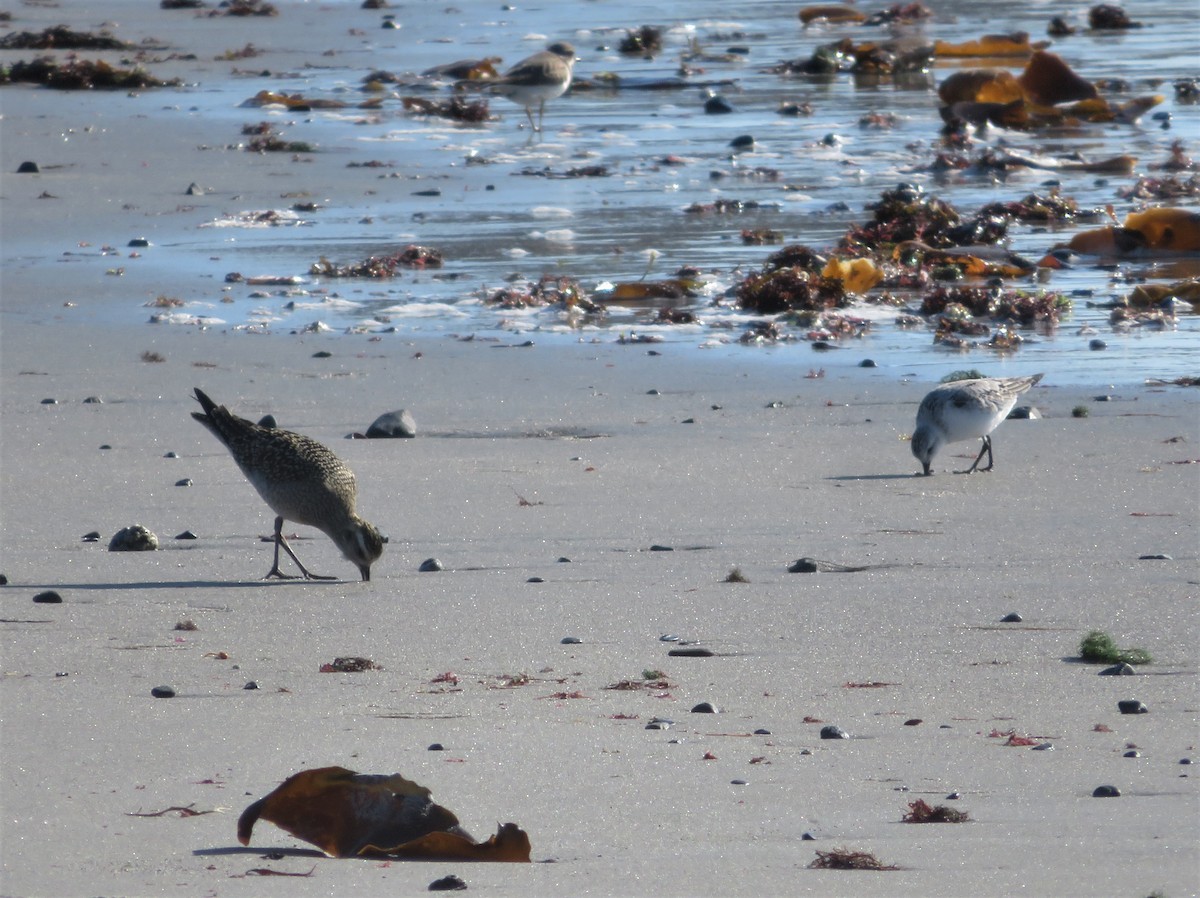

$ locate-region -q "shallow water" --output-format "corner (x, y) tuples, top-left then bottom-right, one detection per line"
(2, 0), (1198, 385)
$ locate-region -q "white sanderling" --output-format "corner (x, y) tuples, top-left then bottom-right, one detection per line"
(911, 374), (1044, 475)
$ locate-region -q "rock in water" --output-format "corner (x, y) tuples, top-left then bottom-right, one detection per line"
(108, 525), (159, 552)
(366, 409), (417, 438)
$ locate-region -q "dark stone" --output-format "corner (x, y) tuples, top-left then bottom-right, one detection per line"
(40, 398), (57, 405)
(859, 358), (877, 367)
(164, 451), (178, 458)
(904, 719), (922, 726)
(690, 702), (718, 714)
(649, 544), (674, 552)
(560, 636), (582, 644)
(366, 409), (417, 438)
(418, 558), (444, 572)
(99, 444), (112, 450)
(801, 832), (816, 841)
(659, 634), (681, 642)
(428, 743), (445, 751)
(729, 134), (755, 150)
(753, 728), (771, 735)
(83, 396), (103, 404)
(704, 95), (734, 114)
(0, 574), (6, 585)
(108, 525), (158, 552)
(127, 237), (151, 248)
(185, 182), (205, 195)
(175, 530), (198, 540)
(1007, 405), (1041, 420)
(526, 576), (544, 583)
(243, 681), (258, 690)
(1092, 785), (1121, 797)
(1124, 750), (1140, 758)
(428, 874), (467, 891)
(820, 725), (849, 740)
(82, 531), (101, 542)
(258, 414), (277, 429)
(1000, 612), (1023, 622)
(1138, 553), (1172, 560)
(33, 590), (63, 604)
(1100, 663), (1136, 676)
(557, 556), (571, 563)
(175, 478), (193, 487)
(730, 779), (748, 785)
(668, 646), (715, 657)
(312, 350), (333, 358)
(681, 417), (696, 424)
(1089, 339), (1107, 350)
(1181, 758), (1193, 765)
(946, 792), (961, 800)
(788, 557), (819, 573)
(150, 686), (176, 698)
(16, 161), (40, 173)
(1117, 699), (1148, 714)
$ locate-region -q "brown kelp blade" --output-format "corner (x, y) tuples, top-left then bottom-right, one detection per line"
(237, 766), (530, 861)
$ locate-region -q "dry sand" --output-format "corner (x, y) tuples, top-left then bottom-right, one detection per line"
(1, 326), (1197, 898)
(2, 3), (1199, 896)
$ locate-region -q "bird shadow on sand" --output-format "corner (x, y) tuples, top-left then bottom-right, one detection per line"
(17, 579), (350, 591)
(826, 473), (922, 482)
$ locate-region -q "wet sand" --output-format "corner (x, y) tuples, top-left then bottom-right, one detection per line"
(2, 2), (1199, 896)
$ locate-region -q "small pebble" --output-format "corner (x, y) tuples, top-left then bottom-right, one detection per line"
(419, 558), (444, 572)
(82, 531), (101, 542)
(668, 647), (715, 657)
(729, 134), (755, 150)
(1000, 612), (1023, 623)
(108, 525), (158, 552)
(243, 681), (258, 690)
(1138, 553), (1171, 560)
(33, 590), (63, 604)
(645, 718), (673, 730)
(691, 702), (718, 714)
(1093, 395), (1114, 402)
(1032, 742), (1055, 751)
(175, 478), (193, 487)
(801, 832), (816, 841)
(904, 719), (922, 726)
(557, 556), (571, 563)
(946, 792), (961, 800)
(730, 779), (748, 786)
(83, 396), (103, 404)
(1092, 785), (1121, 798)
(1089, 339), (1107, 351)
(128, 237), (152, 248)
(704, 95), (734, 114)
(0, 574), (6, 585)
(258, 414), (277, 429)
(560, 636), (582, 644)
(787, 558), (819, 573)
(164, 451), (179, 458)
(40, 398), (58, 405)
(1124, 750), (1141, 758)
(428, 873), (467, 891)
(1180, 758), (1193, 765)
(1099, 663), (1136, 676)
(312, 350), (333, 359)
(185, 182), (205, 195)
(99, 444), (111, 450)
(649, 544), (674, 552)
(526, 576), (545, 583)
(175, 530), (198, 540)
(659, 634), (681, 642)
(819, 725), (849, 740)
(859, 358), (877, 368)
(681, 417), (696, 424)
(1117, 700), (1148, 714)
(428, 743), (445, 751)
(16, 160), (40, 173)
(150, 686), (176, 698)
(753, 728), (771, 735)
(366, 409), (417, 439)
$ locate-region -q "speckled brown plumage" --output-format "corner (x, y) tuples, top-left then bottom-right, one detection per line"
(192, 387), (383, 581)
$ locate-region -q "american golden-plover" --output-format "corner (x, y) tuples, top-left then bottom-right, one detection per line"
(911, 374), (1044, 475)
(191, 388), (384, 581)
(489, 41), (578, 132)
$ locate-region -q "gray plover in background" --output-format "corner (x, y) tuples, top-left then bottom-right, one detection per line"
(910, 374), (1044, 476)
(191, 388), (384, 581)
(488, 41), (577, 132)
